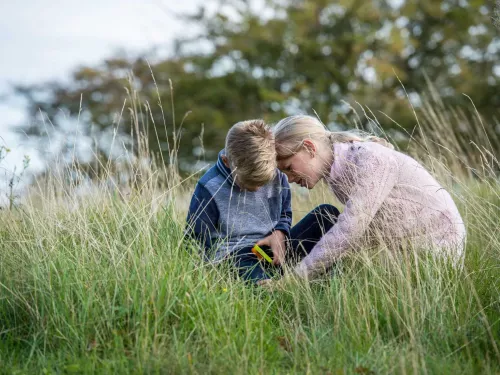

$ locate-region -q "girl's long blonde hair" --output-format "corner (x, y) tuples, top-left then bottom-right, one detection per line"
(273, 115), (393, 159)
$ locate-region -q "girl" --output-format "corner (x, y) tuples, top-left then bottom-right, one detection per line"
(273, 115), (466, 279)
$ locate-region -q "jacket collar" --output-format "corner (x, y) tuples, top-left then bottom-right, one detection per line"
(216, 149), (235, 185)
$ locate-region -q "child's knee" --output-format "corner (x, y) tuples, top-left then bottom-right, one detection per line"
(314, 204), (340, 220)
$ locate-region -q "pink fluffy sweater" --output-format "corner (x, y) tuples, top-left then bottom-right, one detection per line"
(295, 141), (466, 278)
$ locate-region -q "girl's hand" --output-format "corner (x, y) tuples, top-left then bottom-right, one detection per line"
(257, 273), (294, 291)
(256, 231), (287, 265)
(257, 278), (285, 291)
(256, 279), (274, 288)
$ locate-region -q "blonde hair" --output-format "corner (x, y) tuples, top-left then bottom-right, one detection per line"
(225, 119), (276, 186)
(273, 115), (393, 159)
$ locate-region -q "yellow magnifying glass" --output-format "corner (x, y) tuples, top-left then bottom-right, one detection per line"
(251, 244), (273, 263)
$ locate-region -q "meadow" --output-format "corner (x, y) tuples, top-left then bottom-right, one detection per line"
(0, 96), (499, 374)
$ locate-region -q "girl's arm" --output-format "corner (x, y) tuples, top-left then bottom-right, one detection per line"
(295, 147), (398, 279)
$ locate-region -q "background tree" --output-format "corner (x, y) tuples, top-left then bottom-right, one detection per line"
(12, 0), (500, 175)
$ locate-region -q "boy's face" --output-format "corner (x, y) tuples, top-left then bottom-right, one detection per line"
(221, 155), (262, 192)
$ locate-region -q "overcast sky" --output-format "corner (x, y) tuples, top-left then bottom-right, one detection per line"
(0, 0), (203, 178)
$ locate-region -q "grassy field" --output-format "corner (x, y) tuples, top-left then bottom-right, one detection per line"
(0, 168), (498, 374)
(0, 96), (499, 374)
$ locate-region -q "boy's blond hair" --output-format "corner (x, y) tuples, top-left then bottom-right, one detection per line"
(225, 119), (276, 187)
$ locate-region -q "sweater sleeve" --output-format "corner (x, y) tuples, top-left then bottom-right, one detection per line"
(185, 183), (219, 252)
(273, 173), (292, 237)
(295, 147), (398, 279)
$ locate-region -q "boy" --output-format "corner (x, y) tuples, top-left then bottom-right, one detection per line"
(185, 119), (292, 284)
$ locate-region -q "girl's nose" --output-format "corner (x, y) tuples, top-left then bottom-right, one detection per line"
(286, 172), (297, 183)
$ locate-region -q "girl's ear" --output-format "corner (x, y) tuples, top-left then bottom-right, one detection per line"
(302, 139), (316, 157)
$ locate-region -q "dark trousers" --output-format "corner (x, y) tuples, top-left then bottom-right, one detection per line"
(231, 204), (340, 283)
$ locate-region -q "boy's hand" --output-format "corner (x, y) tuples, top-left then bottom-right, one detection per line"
(256, 231), (287, 265)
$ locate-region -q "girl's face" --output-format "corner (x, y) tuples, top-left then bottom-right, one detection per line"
(277, 141), (326, 189)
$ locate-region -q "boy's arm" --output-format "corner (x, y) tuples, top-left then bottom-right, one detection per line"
(255, 173), (292, 266)
(273, 173), (292, 237)
(185, 183), (219, 251)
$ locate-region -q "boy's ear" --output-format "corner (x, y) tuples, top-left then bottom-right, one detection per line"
(302, 139), (316, 157)
(221, 155), (230, 168)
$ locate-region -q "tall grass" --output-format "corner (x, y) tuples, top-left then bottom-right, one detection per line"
(0, 81), (499, 374)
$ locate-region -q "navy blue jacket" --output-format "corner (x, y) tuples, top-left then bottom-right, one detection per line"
(186, 150), (292, 261)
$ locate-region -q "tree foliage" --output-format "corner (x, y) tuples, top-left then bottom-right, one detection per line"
(12, 0), (500, 172)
